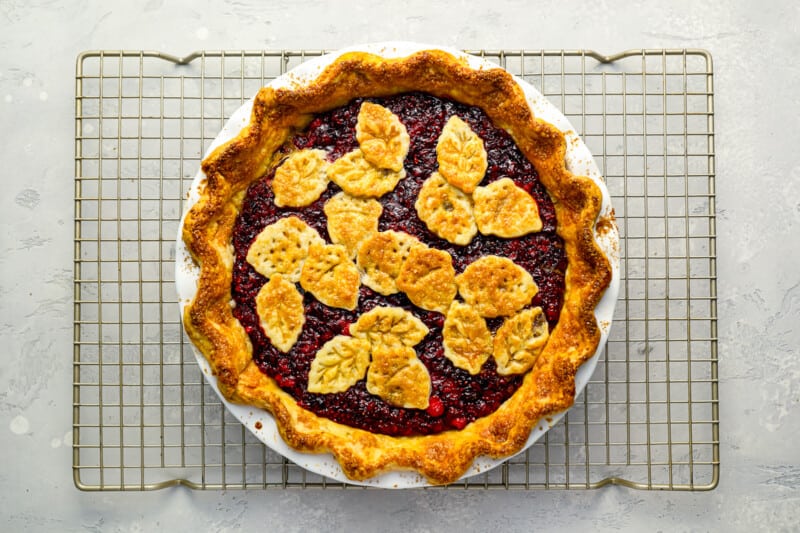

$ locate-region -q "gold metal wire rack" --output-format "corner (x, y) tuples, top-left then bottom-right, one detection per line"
(73, 49), (718, 491)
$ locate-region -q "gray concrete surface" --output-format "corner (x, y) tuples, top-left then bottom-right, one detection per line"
(1, 1), (798, 530)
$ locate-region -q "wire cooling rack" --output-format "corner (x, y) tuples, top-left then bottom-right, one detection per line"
(73, 49), (718, 491)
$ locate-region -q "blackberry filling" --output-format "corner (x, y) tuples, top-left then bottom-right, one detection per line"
(231, 93), (567, 436)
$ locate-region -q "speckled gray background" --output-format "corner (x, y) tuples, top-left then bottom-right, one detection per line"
(1, 0), (798, 531)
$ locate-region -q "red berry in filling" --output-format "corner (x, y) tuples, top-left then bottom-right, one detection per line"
(449, 416), (468, 430)
(426, 396), (445, 418)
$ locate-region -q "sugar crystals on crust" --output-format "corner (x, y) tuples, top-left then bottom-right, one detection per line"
(328, 149), (406, 198)
(493, 307), (549, 376)
(473, 177), (542, 238)
(271, 149), (330, 207)
(254, 274), (305, 353)
(436, 115), (487, 194)
(395, 246), (457, 313)
(442, 301), (492, 375)
(414, 172), (477, 245)
(355, 102), (410, 172)
(323, 192), (383, 258)
(455, 255), (538, 318)
(246, 216), (324, 282)
(300, 243), (360, 310)
(366, 344), (431, 410)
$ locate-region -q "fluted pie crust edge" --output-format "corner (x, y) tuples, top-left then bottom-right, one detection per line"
(180, 49), (613, 485)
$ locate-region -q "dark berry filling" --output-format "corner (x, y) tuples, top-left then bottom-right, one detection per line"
(230, 93), (567, 436)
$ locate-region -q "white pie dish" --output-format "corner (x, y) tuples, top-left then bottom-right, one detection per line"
(176, 41), (620, 488)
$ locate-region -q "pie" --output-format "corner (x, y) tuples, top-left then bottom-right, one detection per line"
(180, 47), (614, 485)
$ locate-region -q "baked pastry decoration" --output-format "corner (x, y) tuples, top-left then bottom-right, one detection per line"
(181, 48), (614, 485)
(395, 246), (457, 313)
(355, 102), (410, 172)
(493, 306), (550, 376)
(442, 301), (492, 375)
(299, 243), (360, 311)
(245, 216), (324, 283)
(357, 230), (421, 295)
(455, 256), (538, 318)
(271, 149), (330, 207)
(350, 306), (430, 348)
(415, 172), (477, 245)
(366, 344), (431, 410)
(436, 115), (487, 194)
(307, 335), (371, 394)
(323, 192), (382, 258)
(473, 177), (543, 237)
(254, 274), (305, 353)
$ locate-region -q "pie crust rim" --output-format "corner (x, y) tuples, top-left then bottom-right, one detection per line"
(176, 43), (619, 487)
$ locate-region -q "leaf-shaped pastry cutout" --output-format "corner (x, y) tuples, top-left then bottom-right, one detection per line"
(307, 335), (372, 394)
(355, 102), (410, 172)
(356, 230), (422, 295)
(442, 301), (492, 375)
(366, 344), (431, 409)
(271, 149), (330, 207)
(328, 149), (406, 198)
(246, 216), (324, 282)
(323, 192), (383, 258)
(455, 255), (538, 318)
(396, 246), (457, 313)
(473, 177), (542, 238)
(436, 115), (487, 193)
(414, 172), (477, 245)
(493, 307), (550, 376)
(300, 243), (360, 310)
(255, 274), (305, 353)
(351, 306), (429, 348)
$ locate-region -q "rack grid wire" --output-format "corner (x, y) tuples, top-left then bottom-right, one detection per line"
(73, 49), (718, 491)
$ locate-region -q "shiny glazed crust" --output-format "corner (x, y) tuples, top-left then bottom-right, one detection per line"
(181, 49), (613, 485)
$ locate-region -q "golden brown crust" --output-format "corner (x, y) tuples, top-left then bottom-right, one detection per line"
(181, 48), (612, 485)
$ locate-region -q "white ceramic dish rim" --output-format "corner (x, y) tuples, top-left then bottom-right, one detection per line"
(175, 41), (620, 488)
